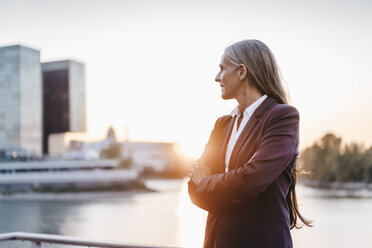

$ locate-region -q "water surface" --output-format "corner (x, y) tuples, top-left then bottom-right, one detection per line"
(0, 179), (371, 248)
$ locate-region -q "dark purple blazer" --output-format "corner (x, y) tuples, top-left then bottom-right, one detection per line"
(188, 96), (299, 248)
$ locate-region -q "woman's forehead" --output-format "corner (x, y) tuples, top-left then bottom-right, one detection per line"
(220, 54), (234, 66)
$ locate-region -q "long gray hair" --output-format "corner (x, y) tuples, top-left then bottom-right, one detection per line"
(226, 39), (313, 229)
(224, 39), (288, 104)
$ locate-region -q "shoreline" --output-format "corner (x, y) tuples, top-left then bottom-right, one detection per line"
(0, 178), (185, 201)
(299, 179), (372, 198)
(299, 178), (372, 190)
(0, 189), (156, 201)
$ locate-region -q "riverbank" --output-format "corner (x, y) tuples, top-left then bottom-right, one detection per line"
(0, 177), (155, 195)
(0, 189), (157, 201)
(299, 179), (372, 198)
(0, 178), (185, 200)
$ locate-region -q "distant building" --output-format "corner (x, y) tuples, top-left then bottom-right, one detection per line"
(121, 141), (179, 172)
(0, 45), (43, 158)
(65, 140), (99, 160)
(0, 160), (139, 193)
(68, 140), (84, 151)
(42, 60), (86, 156)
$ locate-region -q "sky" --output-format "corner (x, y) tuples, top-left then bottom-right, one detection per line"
(1, 0), (372, 158)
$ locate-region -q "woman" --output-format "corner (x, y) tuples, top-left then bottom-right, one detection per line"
(188, 40), (311, 248)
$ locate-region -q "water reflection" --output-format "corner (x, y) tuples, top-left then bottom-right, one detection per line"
(178, 178), (207, 248)
(0, 201), (91, 234)
(0, 179), (372, 248)
(291, 185), (372, 248)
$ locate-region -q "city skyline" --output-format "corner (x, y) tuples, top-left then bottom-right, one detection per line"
(1, 0), (372, 157)
(0, 43), (87, 157)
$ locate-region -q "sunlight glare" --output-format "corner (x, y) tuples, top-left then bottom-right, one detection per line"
(177, 178), (207, 248)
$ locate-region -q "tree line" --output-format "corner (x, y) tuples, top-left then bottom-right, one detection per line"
(300, 133), (372, 183)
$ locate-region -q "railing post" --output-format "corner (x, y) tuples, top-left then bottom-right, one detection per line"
(31, 241), (41, 248)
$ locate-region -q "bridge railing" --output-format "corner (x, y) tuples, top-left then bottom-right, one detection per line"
(0, 232), (181, 248)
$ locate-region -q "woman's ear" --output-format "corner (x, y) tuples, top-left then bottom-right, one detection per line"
(239, 64), (248, 80)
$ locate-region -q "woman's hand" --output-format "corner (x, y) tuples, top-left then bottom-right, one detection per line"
(189, 159), (211, 185)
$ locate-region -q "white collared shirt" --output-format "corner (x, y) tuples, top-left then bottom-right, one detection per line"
(225, 94), (267, 172)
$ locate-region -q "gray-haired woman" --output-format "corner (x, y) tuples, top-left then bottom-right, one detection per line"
(188, 40), (311, 248)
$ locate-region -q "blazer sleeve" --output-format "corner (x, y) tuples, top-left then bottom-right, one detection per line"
(189, 105), (299, 212)
(188, 117), (224, 212)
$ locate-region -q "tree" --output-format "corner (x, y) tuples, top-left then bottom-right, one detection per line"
(100, 143), (122, 159)
(301, 133), (341, 182)
(299, 133), (372, 183)
(118, 157), (133, 168)
(337, 143), (364, 182)
(362, 147), (372, 183)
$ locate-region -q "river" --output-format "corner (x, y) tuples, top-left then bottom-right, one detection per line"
(0, 178), (371, 247)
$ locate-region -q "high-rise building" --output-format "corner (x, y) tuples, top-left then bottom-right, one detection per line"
(42, 60), (86, 155)
(0, 45), (43, 158)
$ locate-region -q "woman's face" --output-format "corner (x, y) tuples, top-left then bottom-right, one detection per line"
(215, 54), (244, 100)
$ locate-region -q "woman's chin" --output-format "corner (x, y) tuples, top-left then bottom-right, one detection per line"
(221, 92), (231, 100)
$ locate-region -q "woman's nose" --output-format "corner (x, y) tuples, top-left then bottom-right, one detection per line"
(215, 73), (220, 83)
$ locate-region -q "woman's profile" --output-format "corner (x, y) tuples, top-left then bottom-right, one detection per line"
(188, 39), (312, 248)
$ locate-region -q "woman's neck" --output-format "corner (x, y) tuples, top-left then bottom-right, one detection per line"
(236, 87), (263, 111)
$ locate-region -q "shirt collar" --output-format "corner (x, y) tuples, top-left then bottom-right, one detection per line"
(230, 94), (268, 117)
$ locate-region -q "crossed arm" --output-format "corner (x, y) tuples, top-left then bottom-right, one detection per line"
(188, 105), (299, 213)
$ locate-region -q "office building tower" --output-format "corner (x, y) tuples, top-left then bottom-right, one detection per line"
(0, 45), (43, 158)
(42, 60), (86, 155)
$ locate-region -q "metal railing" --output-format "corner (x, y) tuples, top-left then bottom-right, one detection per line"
(0, 232), (181, 248)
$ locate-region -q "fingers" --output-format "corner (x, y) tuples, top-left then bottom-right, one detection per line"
(189, 158), (207, 180)
(189, 162), (201, 179)
(188, 167), (194, 178)
(189, 165), (196, 178)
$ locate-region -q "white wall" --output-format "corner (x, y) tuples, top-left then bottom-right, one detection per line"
(69, 60), (86, 132)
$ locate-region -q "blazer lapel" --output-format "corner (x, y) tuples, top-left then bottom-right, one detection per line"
(216, 115), (236, 173)
(227, 96), (276, 171)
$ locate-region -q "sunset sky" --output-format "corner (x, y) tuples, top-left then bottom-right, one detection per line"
(1, 0), (371, 157)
